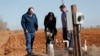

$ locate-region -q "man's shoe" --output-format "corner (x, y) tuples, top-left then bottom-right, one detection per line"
(27, 52), (33, 56)
(68, 47), (74, 54)
(31, 53), (38, 56)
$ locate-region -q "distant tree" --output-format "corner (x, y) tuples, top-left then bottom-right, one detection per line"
(90, 26), (94, 29)
(96, 25), (100, 28)
(0, 17), (8, 30)
(81, 27), (85, 29)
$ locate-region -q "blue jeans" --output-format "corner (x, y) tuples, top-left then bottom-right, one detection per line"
(25, 32), (35, 53)
(62, 28), (74, 48)
(67, 32), (74, 48)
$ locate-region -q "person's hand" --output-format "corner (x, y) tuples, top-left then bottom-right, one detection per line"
(50, 33), (53, 37)
(46, 28), (49, 31)
(26, 30), (28, 33)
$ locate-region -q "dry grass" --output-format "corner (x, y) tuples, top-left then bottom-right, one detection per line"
(86, 45), (100, 56)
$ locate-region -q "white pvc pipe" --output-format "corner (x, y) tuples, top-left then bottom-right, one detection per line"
(47, 42), (55, 56)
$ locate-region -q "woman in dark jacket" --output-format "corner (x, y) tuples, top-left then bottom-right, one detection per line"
(44, 12), (57, 54)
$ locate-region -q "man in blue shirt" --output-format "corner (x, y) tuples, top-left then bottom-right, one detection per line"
(21, 7), (38, 55)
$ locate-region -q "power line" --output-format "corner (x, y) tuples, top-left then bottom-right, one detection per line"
(62, 0), (64, 5)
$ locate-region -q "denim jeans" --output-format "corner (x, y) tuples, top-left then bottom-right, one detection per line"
(62, 28), (74, 48)
(25, 32), (35, 53)
(67, 32), (74, 48)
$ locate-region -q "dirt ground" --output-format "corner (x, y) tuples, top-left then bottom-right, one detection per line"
(0, 28), (100, 56)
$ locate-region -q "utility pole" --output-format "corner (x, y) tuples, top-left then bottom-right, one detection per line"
(71, 4), (82, 56)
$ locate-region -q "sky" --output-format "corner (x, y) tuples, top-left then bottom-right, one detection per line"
(0, 0), (100, 30)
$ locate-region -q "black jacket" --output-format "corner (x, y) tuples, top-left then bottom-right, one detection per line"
(44, 16), (57, 35)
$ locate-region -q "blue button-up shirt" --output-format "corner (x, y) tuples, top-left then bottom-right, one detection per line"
(21, 13), (38, 33)
(61, 12), (67, 28)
